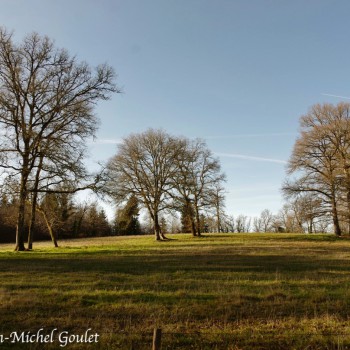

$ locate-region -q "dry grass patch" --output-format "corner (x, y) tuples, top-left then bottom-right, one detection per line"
(0, 233), (350, 349)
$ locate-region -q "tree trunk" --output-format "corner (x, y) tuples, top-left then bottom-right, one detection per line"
(44, 212), (58, 247)
(154, 212), (161, 241)
(194, 202), (201, 237)
(190, 216), (197, 236)
(331, 196), (341, 236)
(216, 203), (221, 233)
(308, 219), (313, 234)
(27, 196), (37, 250)
(187, 200), (197, 236)
(15, 172), (28, 251)
(39, 207), (58, 247)
(27, 154), (43, 250)
(342, 167), (350, 234)
(347, 188), (350, 234)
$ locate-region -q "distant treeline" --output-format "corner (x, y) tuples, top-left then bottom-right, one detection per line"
(0, 193), (111, 244)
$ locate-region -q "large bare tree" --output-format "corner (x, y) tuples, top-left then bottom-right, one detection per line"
(106, 129), (181, 240)
(0, 28), (118, 250)
(282, 103), (350, 236)
(106, 131), (227, 239)
(171, 137), (199, 236)
(172, 138), (226, 235)
(206, 179), (226, 233)
(186, 141), (225, 235)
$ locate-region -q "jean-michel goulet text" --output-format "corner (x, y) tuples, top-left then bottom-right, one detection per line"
(0, 328), (99, 347)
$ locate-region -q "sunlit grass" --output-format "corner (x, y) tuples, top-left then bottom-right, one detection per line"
(0, 233), (350, 349)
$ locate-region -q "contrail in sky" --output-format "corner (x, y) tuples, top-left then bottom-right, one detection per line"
(90, 138), (122, 145)
(215, 152), (287, 164)
(206, 132), (295, 139)
(321, 93), (350, 100)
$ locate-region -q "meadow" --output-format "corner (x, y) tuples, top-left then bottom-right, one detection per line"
(0, 233), (350, 349)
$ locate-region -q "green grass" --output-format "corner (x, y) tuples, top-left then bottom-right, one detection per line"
(1, 233), (350, 349)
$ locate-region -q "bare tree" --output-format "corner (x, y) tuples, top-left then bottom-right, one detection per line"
(276, 203), (302, 233)
(172, 137), (226, 235)
(207, 180), (227, 233)
(283, 104), (343, 236)
(235, 215), (251, 233)
(0, 29), (117, 250)
(177, 139), (225, 235)
(25, 135), (99, 249)
(260, 209), (274, 232)
(106, 129), (181, 240)
(253, 209), (273, 232)
(106, 132), (227, 239)
(221, 214), (235, 232)
(301, 103), (350, 232)
(36, 191), (73, 247)
(171, 137), (198, 236)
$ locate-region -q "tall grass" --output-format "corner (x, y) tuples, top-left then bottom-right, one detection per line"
(0, 233), (350, 349)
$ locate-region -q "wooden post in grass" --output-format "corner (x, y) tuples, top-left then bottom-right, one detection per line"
(152, 328), (162, 350)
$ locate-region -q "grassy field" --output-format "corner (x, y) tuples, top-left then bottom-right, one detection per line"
(1, 233), (350, 349)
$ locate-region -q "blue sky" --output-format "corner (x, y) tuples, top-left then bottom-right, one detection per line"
(2, 0), (350, 219)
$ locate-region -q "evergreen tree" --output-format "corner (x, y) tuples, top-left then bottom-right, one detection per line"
(114, 195), (141, 235)
(180, 202), (195, 233)
(80, 204), (110, 236)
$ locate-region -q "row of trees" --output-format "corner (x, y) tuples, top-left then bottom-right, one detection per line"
(112, 196), (332, 235)
(0, 29), (227, 246)
(1, 29), (347, 249)
(95, 102), (350, 238)
(105, 129), (226, 240)
(218, 202), (331, 234)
